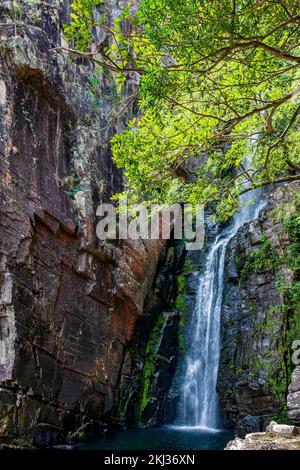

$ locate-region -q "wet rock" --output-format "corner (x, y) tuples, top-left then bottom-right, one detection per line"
(235, 416), (263, 438)
(113, 242), (185, 427)
(52, 445), (74, 450)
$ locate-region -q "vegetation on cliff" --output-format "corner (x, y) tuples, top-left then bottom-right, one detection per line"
(66, 0), (300, 220)
(236, 189), (300, 416)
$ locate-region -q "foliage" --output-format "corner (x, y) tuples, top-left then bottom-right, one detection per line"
(64, 0), (104, 51)
(65, 0), (300, 220)
(175, 257), (199, 352)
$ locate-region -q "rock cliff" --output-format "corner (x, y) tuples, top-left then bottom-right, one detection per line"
(218, 185), (300, 433)
(226, 421), (300, 450)
(0, 0), (164, 446)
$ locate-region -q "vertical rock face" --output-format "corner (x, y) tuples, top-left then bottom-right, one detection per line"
(218, 186), (300, 433)
(0, 262), (16, 384)
(288, 366), (300, 425)
(0, 1), (164, 445)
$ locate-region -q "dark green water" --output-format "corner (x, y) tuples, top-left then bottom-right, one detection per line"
(76, 426), (234, 451)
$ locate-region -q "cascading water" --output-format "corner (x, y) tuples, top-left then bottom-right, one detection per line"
(176, 168), (268, 430)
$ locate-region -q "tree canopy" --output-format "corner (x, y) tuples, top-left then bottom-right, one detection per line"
(65, 0), (300, 219)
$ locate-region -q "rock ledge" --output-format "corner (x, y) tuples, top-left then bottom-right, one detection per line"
(226, 421), (300, 450)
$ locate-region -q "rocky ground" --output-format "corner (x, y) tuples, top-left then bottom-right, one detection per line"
(226, 421), (300, 450)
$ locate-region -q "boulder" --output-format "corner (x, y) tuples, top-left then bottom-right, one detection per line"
(288, 367), (300, 425)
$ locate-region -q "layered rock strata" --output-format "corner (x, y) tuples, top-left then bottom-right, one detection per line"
(0, 0), (163, 446)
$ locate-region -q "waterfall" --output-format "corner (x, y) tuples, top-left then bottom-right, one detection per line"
(176, 171), (268, 430)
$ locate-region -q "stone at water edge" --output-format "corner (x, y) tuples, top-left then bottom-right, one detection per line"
(288, 366), (300, 425)
(226, 421), (300, 450)
(266, 421), (299, 436)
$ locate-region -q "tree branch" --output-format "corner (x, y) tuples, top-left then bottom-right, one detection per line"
(240, 174), (300, 195)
